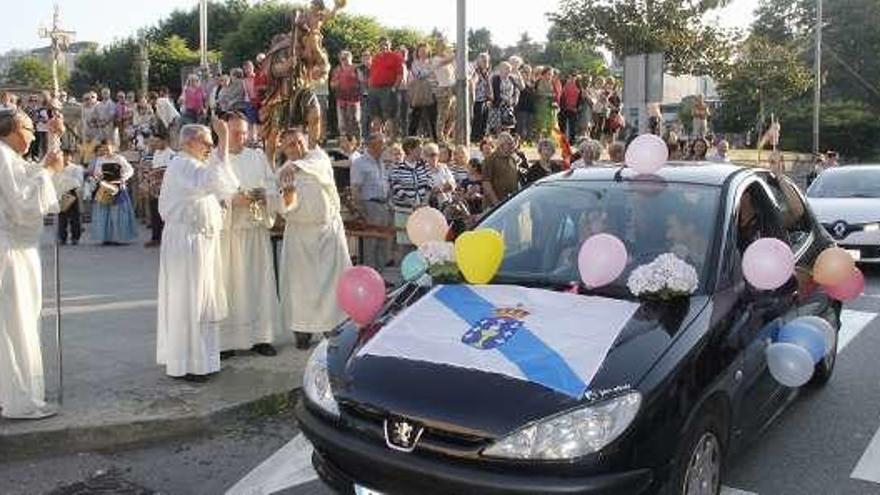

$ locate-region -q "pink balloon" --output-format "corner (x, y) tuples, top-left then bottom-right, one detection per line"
(824, 267), (864, 302)
(742, 238), (795, 290)
(625, 134), (669, 175)
(578, 233), (628, 288)
(336, 266), (386, 326)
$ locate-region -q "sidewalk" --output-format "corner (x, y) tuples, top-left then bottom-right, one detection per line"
(0, 227), (311, 460)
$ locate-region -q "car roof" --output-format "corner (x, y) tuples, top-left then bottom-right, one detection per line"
(539, 162), (749, 187)
(817, 164), (880, 174)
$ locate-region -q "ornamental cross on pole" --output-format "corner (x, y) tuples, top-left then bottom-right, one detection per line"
(38, 4), (76, 98)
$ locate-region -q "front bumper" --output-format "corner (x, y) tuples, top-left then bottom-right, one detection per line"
(296, 402), (654, 495)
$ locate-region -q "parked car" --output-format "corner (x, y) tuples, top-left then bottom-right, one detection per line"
(807, 165), (880, 262)
(297, 164), (839, 495)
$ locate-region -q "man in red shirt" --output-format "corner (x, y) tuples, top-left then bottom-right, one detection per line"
(367, 37), (404, 137)
(330, 50), (362, 137)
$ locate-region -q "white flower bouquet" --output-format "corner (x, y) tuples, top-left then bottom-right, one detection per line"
(418, 241), (462, 283)
(627, 253), (699, 300)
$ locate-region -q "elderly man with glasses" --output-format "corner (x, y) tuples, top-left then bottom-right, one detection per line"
(0, 109), (65, 419)
(155, 117), (239, 382)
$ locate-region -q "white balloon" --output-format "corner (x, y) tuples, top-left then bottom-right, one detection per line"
(795, 316), (837, 354)
(625, 134), (669, 174)
(766, 343), (815, 388)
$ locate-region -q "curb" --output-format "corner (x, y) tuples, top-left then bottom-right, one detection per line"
(0, 388), (302, 461)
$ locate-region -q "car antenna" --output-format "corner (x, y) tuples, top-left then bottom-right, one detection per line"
(613, 166), (626, 182)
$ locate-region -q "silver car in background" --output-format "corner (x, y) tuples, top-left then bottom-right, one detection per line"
(807, 165), (880, 262)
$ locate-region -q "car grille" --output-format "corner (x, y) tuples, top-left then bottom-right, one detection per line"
(841, 245), (880, 259)
(340, 402), (491, 456)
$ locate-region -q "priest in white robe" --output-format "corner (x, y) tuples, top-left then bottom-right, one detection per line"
(277, 129), (351, 349)
(156, 119), (239, 381)
(218, 113), (284, 357)
(0, 109), (65, 419)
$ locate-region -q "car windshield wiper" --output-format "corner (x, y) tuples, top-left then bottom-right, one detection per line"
(493, 274), (637, 300)
(848, 193), (880, 199)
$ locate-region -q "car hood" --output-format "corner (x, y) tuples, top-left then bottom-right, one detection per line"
(808, 197), (880, 224)
(328, 285), (709, 438)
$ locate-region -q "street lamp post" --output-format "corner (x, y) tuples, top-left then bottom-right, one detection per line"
(813, 0), (822, 155)
(454, 0), (470, 147)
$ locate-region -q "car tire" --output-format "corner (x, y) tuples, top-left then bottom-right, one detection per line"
(809, 313), (840, 387)
(663, 408), (726, 495)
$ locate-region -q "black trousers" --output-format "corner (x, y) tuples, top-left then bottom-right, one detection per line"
(471, 101), (489, 141)
(149, 197), (164, 242)
(408, 104), (437, 141)
(57, 194), (81, 244)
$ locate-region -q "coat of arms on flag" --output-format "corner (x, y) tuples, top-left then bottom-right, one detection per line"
(462, 306), (530, 350)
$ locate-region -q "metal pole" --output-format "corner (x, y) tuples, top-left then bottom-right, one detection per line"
(454, 0), (470, 147)
(54, 237), (63, 405)
(199, 0), (208, 68)
(813, 0), (822, 155)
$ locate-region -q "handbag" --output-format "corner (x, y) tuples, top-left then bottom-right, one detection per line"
(408, 78), (435, 108)
(60, 192), (77, 213)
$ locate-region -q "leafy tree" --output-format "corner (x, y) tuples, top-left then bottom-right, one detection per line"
(150, 35), (219, 94)
(151, 0), (250, 52)
(551, 0), (735, 77)
(219, 1), (291, 68)
(777, 100), (880, 160)
(536, 25), (608, 76)
(715, 36), (812, 134)
(68, 40), (140, 96)
(324, 13), (386, 63)
(3, 56), (57, 90)
(385, 27), (427, 52)
(467, 28), (502, 62)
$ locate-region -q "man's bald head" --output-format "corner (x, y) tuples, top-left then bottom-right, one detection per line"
(0, 109), (35, 155)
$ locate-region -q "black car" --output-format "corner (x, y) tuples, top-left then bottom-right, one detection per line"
(296, 164), (840, 495)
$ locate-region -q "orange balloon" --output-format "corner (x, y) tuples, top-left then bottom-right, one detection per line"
(813, 247), (856, 286)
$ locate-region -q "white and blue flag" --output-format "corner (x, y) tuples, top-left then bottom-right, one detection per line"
(358, 285), (640, 399)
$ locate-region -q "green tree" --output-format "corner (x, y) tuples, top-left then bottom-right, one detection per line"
(715, 36), (812, 134)
(151, 0), (250, 52)
(467, 28), (502, 62)
(537, 25), (608, 76)
(777, 100), (880, 160)
(4, 56), (57, 89)
(551, 0), (735, 77)
(68, 40), (140, 96)
(324, 13), (386, 63)
(219, 1), (292, 68)
(385, 27), (427, 51)
(150, 35), (219, 94)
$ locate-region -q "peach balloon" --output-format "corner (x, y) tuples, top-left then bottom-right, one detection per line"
(813, 247), (856, 286)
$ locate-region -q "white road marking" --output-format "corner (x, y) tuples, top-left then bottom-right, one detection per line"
(721, 487), (758, 495)
(852, 426), (880, 484)
(225, 433), (317, 495)
(839, 309), (877, 351)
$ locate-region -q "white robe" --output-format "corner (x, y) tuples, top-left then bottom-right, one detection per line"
(279, 148), (351, 334)
(219, 148), (285, 350)
(156, 151), (238, 377)
(0, 141), (59, 418)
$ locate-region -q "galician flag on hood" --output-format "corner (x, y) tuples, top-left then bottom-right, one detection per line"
(358, 285), (640, 399)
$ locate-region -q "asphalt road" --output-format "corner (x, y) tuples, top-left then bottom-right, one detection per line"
(3, 270), (880, 495)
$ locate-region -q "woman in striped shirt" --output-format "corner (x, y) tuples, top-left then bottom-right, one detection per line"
(389, 137), (431, 257)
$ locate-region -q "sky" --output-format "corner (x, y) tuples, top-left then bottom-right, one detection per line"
(1, 0), (760, 54)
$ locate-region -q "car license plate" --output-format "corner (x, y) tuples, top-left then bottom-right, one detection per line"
(846, 249), (862, 261)
(354, 484), (384, 495)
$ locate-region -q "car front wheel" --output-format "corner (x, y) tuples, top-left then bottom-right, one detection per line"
(665, 411), (726, 495)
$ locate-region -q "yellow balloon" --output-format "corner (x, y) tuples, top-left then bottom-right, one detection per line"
(455, 229), (505, 284)
(406, 207), (448, 247)
(813, 247), (856, 286)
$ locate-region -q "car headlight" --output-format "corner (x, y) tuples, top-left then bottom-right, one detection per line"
(863, 223), (880, 232)
(483, 391), (641, 460)
(303, 339), (340, 417)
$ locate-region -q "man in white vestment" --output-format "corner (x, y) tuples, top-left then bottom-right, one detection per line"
(277, 129), (352, 349)
(156, 118), (239, 382)
(0, 109), (65, 419)
(218, 113), (283, 358)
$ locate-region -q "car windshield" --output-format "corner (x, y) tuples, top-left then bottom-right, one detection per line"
(808, 168), (880, 198)
(479, 180), (722, 298)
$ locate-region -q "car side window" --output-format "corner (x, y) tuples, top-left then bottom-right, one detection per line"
(766, 176), (812, 252)
(720, 182), (786, 288)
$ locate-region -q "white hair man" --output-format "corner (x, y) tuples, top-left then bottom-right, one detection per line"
(217, 113), (283, 359)
(0, 109), (65, 418)
(156, 118), (239, 382)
